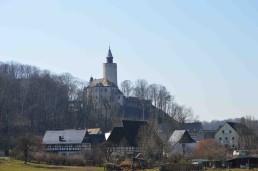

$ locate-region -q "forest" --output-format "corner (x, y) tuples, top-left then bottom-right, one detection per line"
(0, 61), (197, 138)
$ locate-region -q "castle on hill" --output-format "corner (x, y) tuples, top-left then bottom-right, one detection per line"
(84, 47), (154, 121)
(85, 47), (124, 109)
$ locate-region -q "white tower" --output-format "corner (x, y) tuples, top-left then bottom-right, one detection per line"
(103, 47), (117, 85)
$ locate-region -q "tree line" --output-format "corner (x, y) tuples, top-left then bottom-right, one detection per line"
(120, 79), (198, 123)
(0, 62), (196, 137)
(0, 62), (85, 135)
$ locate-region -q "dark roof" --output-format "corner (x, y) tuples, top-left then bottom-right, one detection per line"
(169, 130), (196, 147)
(107, 120), (148, 146)
(157, 123), (178, 140)
(216, 122), (251, 136)
(107, 127), (134, 146)
(89, 134), (105, 144)
(157, 123), (177, 133)
(227, 122), (245, 131)
(183, 122), (203, 133)
(203, 130), (216, 139)
(122, 120), (147, 145)
(107, 47), (113, 58)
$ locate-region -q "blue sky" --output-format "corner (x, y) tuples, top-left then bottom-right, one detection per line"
(1, 0), (258, 121)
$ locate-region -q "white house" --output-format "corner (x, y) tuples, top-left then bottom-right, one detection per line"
(168, 130), (196, 158)
(215, 122), (247, 149)
(42, 129), (91, 157)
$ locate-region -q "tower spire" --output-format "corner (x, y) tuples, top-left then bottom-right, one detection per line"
(103, 46), (117, 85)
(106, 46), (113, 63)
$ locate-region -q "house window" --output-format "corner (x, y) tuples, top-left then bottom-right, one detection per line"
(222, 130), (224, 133)
(225, 137), (228, 140)
(229, 130), (231, 133)
(232, 137), (234, 140)
(219, 137), (222, 141)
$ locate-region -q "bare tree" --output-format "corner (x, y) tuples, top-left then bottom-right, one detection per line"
(148, 84), (159, 107)
(133, 79), (148, 100)
(16, 135), (41, 164)
(169, 103), (196, 125)
(120, 80), (133, 97)
(136, 119), (163, 162)
(238, 116), (258, 150)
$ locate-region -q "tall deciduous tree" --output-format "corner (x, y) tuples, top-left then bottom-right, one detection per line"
(16, 135), (41, 164)
(238, 116), (258, 150)
(136, 119), (163, 161)
(120, 80), (133, 97)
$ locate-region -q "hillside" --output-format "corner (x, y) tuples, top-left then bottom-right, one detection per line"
(0, 61), (181, 150)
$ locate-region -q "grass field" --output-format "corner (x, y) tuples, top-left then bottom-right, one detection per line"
(0, 158), (104, 171)
(1, 158), (258, 171)
(207, 169), (258, 171)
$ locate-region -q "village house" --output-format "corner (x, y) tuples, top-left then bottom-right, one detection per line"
(106, 119), (163, 160)
(183, 122), (204, 141)
(106, 120), (148, 155)
(43, 129), (105, 157)
(168, 130), (196, 158)
(215, 122), (247, 149)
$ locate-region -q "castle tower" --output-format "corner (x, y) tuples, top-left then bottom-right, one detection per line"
(103, 47), (117, 85)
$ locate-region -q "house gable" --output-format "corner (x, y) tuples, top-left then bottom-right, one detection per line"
(215, 122), (243, 148)
(169, 130), (196, 147)
(107, 127), (134, 146)
(183, 122), (204, 141)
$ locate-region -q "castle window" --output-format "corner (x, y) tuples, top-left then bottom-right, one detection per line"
(222, 130), (224, 133)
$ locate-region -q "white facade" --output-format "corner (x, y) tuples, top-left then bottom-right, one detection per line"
(85, 47), (124, 107)
(168, 130), (196, 158)
(103, 63), (117, 86)
(171, 143), (196, 158)
(215, 122), (239, 149)
(42, 129), (91, 157)
(86, 83), (124, 107)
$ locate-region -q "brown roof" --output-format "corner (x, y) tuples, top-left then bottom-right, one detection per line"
(88, 78), (117, 87)
(87, 128), (102, 134)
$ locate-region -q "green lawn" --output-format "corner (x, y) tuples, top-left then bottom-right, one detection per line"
(207, 168), (258, 171)
(0, 158), (104, 171)
(2, 158), (257, 171)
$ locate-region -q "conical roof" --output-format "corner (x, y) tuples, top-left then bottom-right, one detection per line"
(107, 46), (113, 58)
